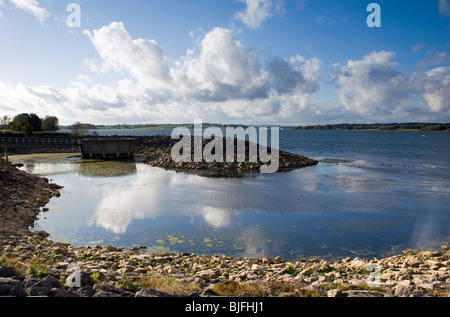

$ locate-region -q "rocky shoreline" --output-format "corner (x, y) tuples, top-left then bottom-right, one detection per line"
(1, 158), (449, 298)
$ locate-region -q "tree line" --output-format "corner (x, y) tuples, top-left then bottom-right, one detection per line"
(1, 114), (98, 137)
(294, 123), (450, 132)
(1, 113), (59, 135)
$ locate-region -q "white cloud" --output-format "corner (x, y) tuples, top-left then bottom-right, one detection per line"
(418, 50), (449, 67)
(82, 22), (320, 120)
(182, 27), (269, 101)
(0, 22), (321, 125)
(84, 22), (173, 91)
(1, 21), (448, 126)
(10, 0), (50, 24)
(332, 51), (412, 115)
(332, 51), (450, 117)
(234, 0), (274, 30)
(421, 67), (450, 112)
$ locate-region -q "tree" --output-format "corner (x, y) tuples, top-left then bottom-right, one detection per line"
(1, 116), (11, 130)
(70, 122), (89, 136)
(21, 123), (34, 136)
(11, 113), (31, 132)
(28, 113), (42, 132)
(41, 116), (59, 131)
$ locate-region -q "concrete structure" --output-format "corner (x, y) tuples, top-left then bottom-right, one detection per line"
(0, 137), (78, 162)
(78, 138), (136, 159)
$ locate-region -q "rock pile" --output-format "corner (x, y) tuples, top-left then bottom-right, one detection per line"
(1, 235), (449, 297)
(134, 135), (318, 176)
(0, 158), (62, 236)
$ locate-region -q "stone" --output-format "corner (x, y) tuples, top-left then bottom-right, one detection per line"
(164, 266), (181, 275)
(327, 289), (346, 297)
(394, 280), (414, 297)
(426, 260), (444, 268)
(0, 266), (15, 278)
(299, 267), (315, 276)
(0, 277), (27, 297)
(349, 259), (368, 270)
(52, 247), (68, 255)
(49, 288), (80, 297)
(92, 290), (122, 297)
(196, 269), (217, 282)
(135, 290), (154, 297)
(422, 251), (441, 258)
(251, 264), (267, 274)
(118, 266), (136, 275)
(25, 278), (53, 296)
(93, 282), (122, 296)
(77, 285), (95, 297)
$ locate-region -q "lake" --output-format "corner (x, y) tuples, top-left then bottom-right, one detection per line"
(11, 129), (450, 261)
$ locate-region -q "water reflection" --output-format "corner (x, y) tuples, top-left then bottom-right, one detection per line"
(78, 160), (137, 177)
(90, 168), (240, 233)
(11, 154), (139, 177)
(10, 153), (450, 260)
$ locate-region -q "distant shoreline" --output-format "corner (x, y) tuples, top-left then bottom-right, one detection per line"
(3, 121), (448, 134)
(293, 123), (450, 132)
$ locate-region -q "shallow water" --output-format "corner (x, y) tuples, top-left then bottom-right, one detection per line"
(10, 130), (450, 260)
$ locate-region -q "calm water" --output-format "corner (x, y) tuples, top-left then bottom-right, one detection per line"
(12, 129), (450, 260)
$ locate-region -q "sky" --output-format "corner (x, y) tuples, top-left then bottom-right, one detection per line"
(0, 0), (449, 126)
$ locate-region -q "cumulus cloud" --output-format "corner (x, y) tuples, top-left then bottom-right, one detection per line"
(0, 22), (321, 124)
(332, 51), (411, 115)
(82, 22), (320, 120)
(332, 51), (450, 116)
(181, 27), (269, 101)
(2, 20), (448, 126)
(421, 67), (450, 112)
(234, 0), (275, 30)
(10, 0), (50, 24)
(84, 22), (173, 91)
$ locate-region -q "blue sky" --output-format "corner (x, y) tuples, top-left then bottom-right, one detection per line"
(0, 0), (449, 125)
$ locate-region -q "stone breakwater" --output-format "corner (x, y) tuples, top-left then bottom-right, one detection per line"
(1, 158), (449, 298)
(134, 135), (318, 176)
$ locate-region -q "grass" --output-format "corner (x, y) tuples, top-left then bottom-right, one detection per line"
(0, 253), (9, 266)
(139, 274), (202, 296)
(118, 274), (140, 292)
(212, 280), (324, 297)
(212, 281), (269, 297)
(324, 282), (349, 291)
(26, 259), (49, 278)
(0, 253), (27, 276)
(91, 271), (101, 284)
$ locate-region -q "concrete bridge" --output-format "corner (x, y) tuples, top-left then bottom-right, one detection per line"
(0, 137), (135, 161)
